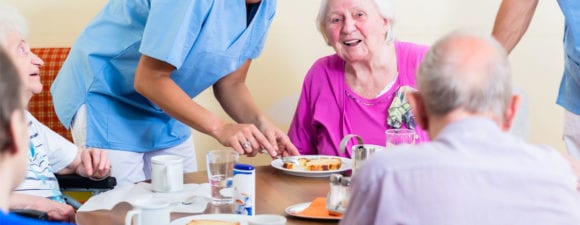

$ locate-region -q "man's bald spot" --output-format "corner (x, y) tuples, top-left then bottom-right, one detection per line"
(436, 35), (504, 87)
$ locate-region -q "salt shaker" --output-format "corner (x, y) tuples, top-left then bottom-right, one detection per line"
(326, 174), (344, 215)
(339, 176), (352, 210)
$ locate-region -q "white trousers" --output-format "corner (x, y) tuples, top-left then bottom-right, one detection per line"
(564, 110), (580, 160)
(71, 104), (198, 187)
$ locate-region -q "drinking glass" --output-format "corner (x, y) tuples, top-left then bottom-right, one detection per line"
(206, 149), (239, 205)
(385, 128), (417, 148)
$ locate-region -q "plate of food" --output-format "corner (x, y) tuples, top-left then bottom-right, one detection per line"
(285, 202), (342, 220)
(270, 155), (352, 177)
(170, 214), (248, 225)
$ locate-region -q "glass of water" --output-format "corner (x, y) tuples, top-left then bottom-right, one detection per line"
(385, 128), (417, 148)
(206, 149), (239, 205)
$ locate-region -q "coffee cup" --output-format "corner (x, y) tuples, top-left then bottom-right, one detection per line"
(151, 155), (183, 192)
(124, 199), (171, 225)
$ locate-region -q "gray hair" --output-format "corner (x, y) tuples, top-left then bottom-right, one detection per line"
(316, 0), (395, 46)
(417, 29), (512, 121)
(0, 4), (28, 47)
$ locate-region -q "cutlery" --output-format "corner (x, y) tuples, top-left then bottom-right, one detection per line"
(259, 149), (299, 165)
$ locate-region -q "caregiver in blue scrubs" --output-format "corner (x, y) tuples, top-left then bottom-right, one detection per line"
(50, 0), (298, 186)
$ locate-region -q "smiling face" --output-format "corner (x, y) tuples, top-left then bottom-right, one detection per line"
(3, 31), (43, 103)
(323, 0), (390, 63)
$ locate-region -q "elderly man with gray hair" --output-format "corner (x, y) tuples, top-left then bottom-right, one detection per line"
(340, 30), (580, 225)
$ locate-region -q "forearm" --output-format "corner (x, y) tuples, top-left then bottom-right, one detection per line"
(214, 60), (269, 127)
(9, 193), (37, 209)
(215, 81), (267, 125)
(135, 55), (228, 138)
(10, 193), (55, 211)
(10, 193), (76, 222)
(492, 0), (539, 53)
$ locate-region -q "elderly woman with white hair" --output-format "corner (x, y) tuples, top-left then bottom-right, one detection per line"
(0, 4), (110, 222)
(288, 0), (429, 157)
(0, 42), (72, 225)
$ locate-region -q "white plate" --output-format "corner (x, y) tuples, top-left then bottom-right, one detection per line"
(171, 214), (249, 225)
(270, 155), (352, 177)
(285, 202), (342, 220)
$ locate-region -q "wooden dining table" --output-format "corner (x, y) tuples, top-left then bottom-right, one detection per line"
(76, 166), (341, 225)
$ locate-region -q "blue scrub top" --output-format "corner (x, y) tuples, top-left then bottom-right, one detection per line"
(557, 0), (580, 114)
(51, 0), (276, 152)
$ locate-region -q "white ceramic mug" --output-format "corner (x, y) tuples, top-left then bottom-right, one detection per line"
(151, 155), (183, 192)
(124, 199), (171, 225)
(248, 214), (287, 225)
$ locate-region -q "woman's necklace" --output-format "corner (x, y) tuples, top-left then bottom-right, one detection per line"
(345, 91), (382, 106)
(345, 88), (393, 106)
(345, 72), (397, 106)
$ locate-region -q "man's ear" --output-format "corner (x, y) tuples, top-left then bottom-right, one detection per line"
(502, 95), (521, 131)
(407, 91), (429, 131)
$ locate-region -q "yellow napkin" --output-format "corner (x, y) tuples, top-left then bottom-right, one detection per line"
(297, 197), (343, 218)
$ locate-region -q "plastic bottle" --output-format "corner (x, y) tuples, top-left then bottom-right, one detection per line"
(233, 164), (255, 216)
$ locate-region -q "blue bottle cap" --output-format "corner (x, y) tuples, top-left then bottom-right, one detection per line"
(234, 164), (255, 170)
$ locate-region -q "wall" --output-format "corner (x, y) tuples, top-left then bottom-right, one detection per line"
(5, 0), (565, 170)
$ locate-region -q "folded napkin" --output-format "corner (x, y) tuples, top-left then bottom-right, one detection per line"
(298, 197), (342, 218)
(78, 182), (211, 214)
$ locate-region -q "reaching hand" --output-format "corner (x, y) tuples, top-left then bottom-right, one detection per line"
(257, 121), (300, 158)
(213, 121), (299, 158)
(214, 122), (274, 156)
